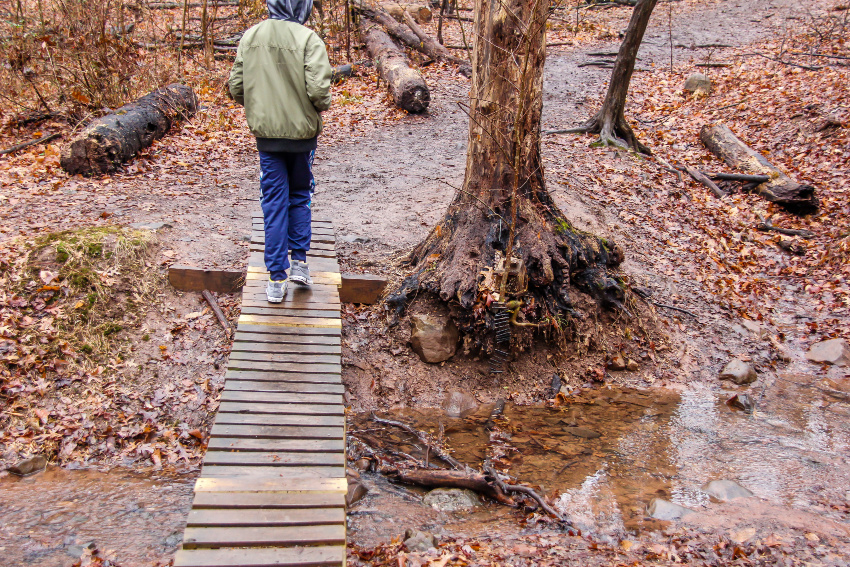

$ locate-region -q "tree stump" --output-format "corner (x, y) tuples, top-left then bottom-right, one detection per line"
(61, 84), (199, 176)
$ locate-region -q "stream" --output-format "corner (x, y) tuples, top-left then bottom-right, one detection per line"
(348, 377), (850, 547)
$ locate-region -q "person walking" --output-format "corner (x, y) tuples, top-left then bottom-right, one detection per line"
(228, 0), (332, 302)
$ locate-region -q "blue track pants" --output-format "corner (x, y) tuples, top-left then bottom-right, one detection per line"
(259, 150), (314, 281)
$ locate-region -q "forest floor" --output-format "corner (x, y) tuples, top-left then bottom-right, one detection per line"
(0, 0), (848, 565)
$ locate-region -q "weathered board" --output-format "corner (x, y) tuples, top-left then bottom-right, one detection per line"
(174, 218), (347, 567)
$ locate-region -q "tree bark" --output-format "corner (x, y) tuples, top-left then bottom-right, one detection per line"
(358, 17), (430, 113)
(60, 84), (198, 176)
(396, 0), (624, 336)
(700, 123), (818, 214)
(380, 2), (432, 23)
(551, 0), (657, 153)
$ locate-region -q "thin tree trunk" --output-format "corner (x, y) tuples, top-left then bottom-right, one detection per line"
(549, 0), (657, 153)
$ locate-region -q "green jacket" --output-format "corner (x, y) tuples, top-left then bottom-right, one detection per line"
(229, 20), (332, 142)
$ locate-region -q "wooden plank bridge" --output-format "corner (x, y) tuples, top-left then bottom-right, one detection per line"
(174, 215), (347, 567)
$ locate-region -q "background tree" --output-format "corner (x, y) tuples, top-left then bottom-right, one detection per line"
(393, 0), (625, 339)
(549, 0), (659, 153)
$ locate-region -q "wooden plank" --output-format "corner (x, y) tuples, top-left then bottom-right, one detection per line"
(213, 413), (344, 427)
(187, 507), (345, 527)
(174, 545), (345, 567)
(210, 423), (344, 440)
(220, 390), (342, 405)
(217, 401), (343, 415)
(203, 451), (344, 467)
(225, 360), (341, 374)
(231, 341), (341, 355)
(199, 465), (346, 479)
(245, 270), (341, 285)
(224, 370), (342, 383)
(234, 324), (341, 337)
(236, 315), (341, 329)
(253, 215), (334, 224)
(228, 351), (340, 366)
(207, 437), (344, 452)
(248, 253), (339, 271)
(192, 491), (345, 509)
(241, 293), (341, 307)
(339, 273), (388, 304)
(168, 265), (245, 293)
(224, 381), (344, 394)
(194, 477), (347, 493)
(231, 332), (340, 345)
(240, 306), (340, 318)
(249, 244), (337, 257)
(250, 236), (335, 248)
(182, 524), (345, 548)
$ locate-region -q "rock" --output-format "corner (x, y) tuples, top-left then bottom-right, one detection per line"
(403, 529), (437, 552)
(130, 221), (172, 230)
(683, 72), (712, 95)
(646, 498), (695, 521)
(422, 488), (480, 512)
(626, 359), (639, 371)
(549, 373), (561, 398)
(409, 314), (458, 363)
(731, 527), (756, 544)
(703, 479), (754, 501)
(719, 359), (757, 385)
(806, 339), (850, 367)
(442, 390), (478, 418)
(346, 478), (369, 507)
(726, 393), (755, 413)
(65, 542), (95, 558)
(608, 352), (626, 371)
(564, 426), (601, 439)
(353, 457), (372, 472)
(741, 319), (766, 339)
(6, 455), (47, 476)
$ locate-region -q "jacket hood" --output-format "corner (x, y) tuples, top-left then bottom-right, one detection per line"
(267, 0), (313, 23)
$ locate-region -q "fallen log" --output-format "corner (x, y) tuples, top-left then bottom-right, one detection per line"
(61, 84), (198, 176)
(380, 2), (432, 23)
(390, 467), (516, 505)
(357, 4), (471, 77)
(401, 10), (471, 77)
(358, 18), (430, 113)
(699, 123), (818, 214)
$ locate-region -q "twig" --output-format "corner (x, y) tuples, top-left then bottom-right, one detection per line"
(371, 413), (468, 471)
(202, 289), (232, 334)
(742, 52), (822, 71)
(653, 302), (699, 318)
(0, 132), (61, 156)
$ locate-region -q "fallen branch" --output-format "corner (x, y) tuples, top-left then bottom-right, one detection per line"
(371, 413), (466, 470)
(756, 213), (815, 239)
(0, 132), (61, 156)
(402, 9), (471, 77)
(695, 62), (731, 68)
(390, 467), (516, 505)
(706, 172), (769, 183)
(743, 52), (822, 71)
(682, 165), (725, 198)
(484, 464), (569, 524)
(202, 289), (232, 334)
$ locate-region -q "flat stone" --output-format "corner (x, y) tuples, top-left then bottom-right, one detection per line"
(683, 72), (712, 95)
(346, 478), (368, 507)
(564, 426), (601, 439)
(403, 529), (437, 552)
(130, 222), (172, 230)
(422, 488), (480, 512)
(806, 339), (850, 367)
(442, 390), (478, 418)
(703, 479), (754, 501)
(608, 353), (626, 371)
(6, 455), (47, 476)
(646, 498), (695, 521)
(409, 314), (458, 363)
(626, 359), (639, 371)
(726, 393), (755, 413)
(719, 359), (758, 385)
(741, 319), (766, 338)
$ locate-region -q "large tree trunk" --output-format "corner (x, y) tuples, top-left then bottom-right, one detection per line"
(551, 0), (657, 153)
(61, 84), (198, 176)
(395, 0), (624, 338)
(700, 123), (818, 215)
(359, 17), (430, 113)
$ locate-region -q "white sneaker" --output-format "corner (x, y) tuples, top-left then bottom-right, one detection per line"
(289, 260), (313, 286)
(266, 278), (287, 303)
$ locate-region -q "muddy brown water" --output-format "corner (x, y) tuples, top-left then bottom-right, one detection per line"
(0, 467), (195, 566)
(349, 377), (850, 546)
